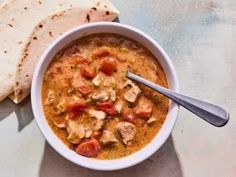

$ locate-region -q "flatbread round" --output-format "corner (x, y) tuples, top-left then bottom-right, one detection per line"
(0, 0), (119, 103)
(12, 2), (119, 103)
(0, 0), (91, 101)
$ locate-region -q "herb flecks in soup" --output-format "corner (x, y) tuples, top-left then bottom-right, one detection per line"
(42, 34), (169, 159)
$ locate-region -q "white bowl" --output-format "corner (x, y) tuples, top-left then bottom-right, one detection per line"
(31, 22), (179, 171)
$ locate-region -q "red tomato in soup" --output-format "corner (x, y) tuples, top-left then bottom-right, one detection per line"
(75, 138), (101, 157)
(96, 101), (118, 116)
(68, 99), (87, 119)
(122, 108), (137, 124)
(100, 57), (117, 75)
(80, 64), (96, 79)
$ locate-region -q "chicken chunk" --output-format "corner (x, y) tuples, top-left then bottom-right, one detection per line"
(147, 117), (157, 124)
(91, 91), (109, 102)
(85, 129), (93, 138)
(101, 130), (118, 145)
(108, 89), (116, 102)
(54, 120), (67, 129)
(88, 109), (106, 120)
(124, 85), (141, 103)
(116, 122), (136, 145)
(83, 125), (94, 138)
(122, 79), (141, 103)
(67, 121), (85, 144)
(92, 119), (105, 131)
(56, 99), (67, 115)
(103, 76), (116, 88)
(121, 79), (135, 88)
(114, 100), (124, 113)
(134, 96), (153, 119)
(92, 74), (102, 86)
(72, 73), (84, 88)
(44, 90), (56, 105)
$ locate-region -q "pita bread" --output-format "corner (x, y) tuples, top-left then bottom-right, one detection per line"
(11, 2), (119, 103)
(0, 0), (119, 103)
(0, 0), (82, 102)
(0, 0), (91, 101)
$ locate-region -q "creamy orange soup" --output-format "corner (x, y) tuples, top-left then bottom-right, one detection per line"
(42, 34), (169, 159)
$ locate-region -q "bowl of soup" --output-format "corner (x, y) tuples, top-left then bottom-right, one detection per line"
(31, 22), (179, 170)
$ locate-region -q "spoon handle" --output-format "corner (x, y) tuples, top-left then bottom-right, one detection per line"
(127, 71), (229, 127)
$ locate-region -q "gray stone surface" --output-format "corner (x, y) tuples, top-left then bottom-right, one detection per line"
(0, 0), (236, 177)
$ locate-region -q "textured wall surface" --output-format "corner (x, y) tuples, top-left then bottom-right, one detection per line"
(0, 0), (235, 177)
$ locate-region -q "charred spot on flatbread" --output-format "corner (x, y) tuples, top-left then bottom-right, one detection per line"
(86, 14), (90, 22)
(21, 53), (28, 62)
(49, 31), (53, 37)
(6, 3), (119, 104)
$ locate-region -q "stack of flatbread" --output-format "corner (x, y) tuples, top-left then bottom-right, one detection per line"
(0, 0), (119, 104)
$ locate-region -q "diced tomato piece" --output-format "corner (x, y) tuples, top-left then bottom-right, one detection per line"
(80, 64), (96, 79)
(75, 138), (101, 157)
(134, 97), (153, 119)
(100, 57), (117, 75)
(69, 55), (90, 65)
(92, 131), (102, 139)
(78, 85), (94, 96)
(68, 99), (87, 119)
(93, 47), (110, 58)
(96, 101), (118, 116)
(122, 108), (137, 124)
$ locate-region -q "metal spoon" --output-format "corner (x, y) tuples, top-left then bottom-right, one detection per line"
(126, 71), (229, 127)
